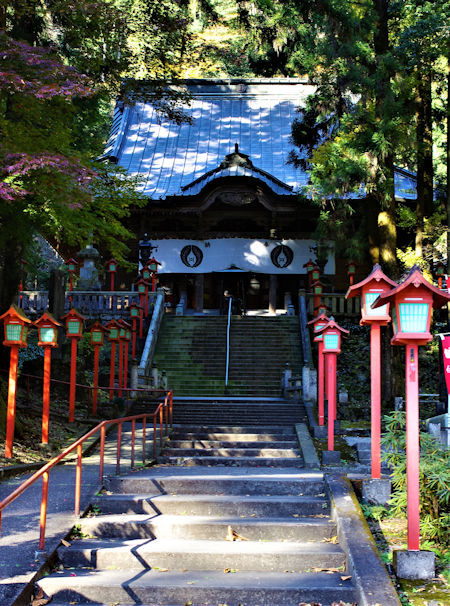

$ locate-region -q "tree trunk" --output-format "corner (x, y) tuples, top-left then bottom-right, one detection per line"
(373, 0), (398, 277)
(415, 67), (434, 258)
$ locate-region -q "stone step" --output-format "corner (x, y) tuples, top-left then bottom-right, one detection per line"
(38, 568), (356, 606)
(93, 494), (328, 516)
(162, 447), (302, 458)
(78, 513), (337, 542)
(168, 439), (299, 449)
(59, 536), (346, 572)
(104, 470), (325, 495)
(170, 424), (298, 434)
(158, 455), (303, 467)
(169, 432), (297, 441)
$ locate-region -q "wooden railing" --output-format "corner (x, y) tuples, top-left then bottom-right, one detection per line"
(305, 292), (361, 318)
(0, 390), (173, 553)
(20, 290), (158, 319)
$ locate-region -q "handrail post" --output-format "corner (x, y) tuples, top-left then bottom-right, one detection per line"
(142, 416), (146, 465)
(169, 390), (173, 428)
(116, 422), (122, 475)
(131, 419), (136, 469)
(153, 414), (157, 459)
(225, 296), (232, 390)
(159, 405), (163, 449)
(99, 424), (106, 484)
(75, 444), (82, 516)
(38, 471), (49, 552)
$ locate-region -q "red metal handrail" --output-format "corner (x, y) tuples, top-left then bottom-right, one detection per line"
(0, 367), (168, 417)
(0, 390), (173, 552)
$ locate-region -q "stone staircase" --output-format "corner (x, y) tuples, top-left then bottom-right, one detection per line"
(151, 315), (302, 396)
(37, 425), (357, 605)
(159, 423), (304, 467)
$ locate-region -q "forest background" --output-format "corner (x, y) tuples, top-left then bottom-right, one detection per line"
(0, 0), (449, 313)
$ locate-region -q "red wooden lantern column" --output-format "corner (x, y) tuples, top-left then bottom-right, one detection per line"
(303, 259), (315, 288)
(435, 262), (445, 289)
(90, 322), (107, 416)
(105, 319), (121, 401)
(62, 309), (85, 423)
(35, 312), (62, 443)
(135, 278), (150, 330)
(315, 319), (349, 464)
(148, 257), (161, 292)
(346, 264), (397, 480)
(129, 302), (141, 359)
(307, 313), (330, 427)
(372, 267), (450, 572)
(312, 279), (325, 314)
(65, 258), (78, 304)
(106, 258), (118, 291)
(0, 305), (32, 458)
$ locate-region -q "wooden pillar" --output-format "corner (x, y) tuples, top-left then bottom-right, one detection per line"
(269, 274), (277, 315)
(195, 274), (204, 314)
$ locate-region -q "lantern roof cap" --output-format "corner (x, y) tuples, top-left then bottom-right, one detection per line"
(0, 304), (33, 324)
(135, 277), (151, 286)
(312, 278), (325, 286)
(105, 318), (122, 329)
(90, 321), (108, 332)
(372, 266), (450, 310)
(65, 257), (78, 265)
(118, 319), (131, 329)
(61, 308), (86, 322)
(34, 311), (62, 328)
(346, 264), (398, 299)
(128, 301), (142, 308)
(307, 313), (329, 327)
(106, 257), (118, 265)
(315, 318), (350, 337)
(146, 257), (161, 265)
(303, 259), (315, 269)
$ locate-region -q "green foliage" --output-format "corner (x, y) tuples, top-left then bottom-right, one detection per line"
(381, 410), (450, 546)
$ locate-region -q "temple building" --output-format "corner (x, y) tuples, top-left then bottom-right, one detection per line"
(102, 78), (420, 313)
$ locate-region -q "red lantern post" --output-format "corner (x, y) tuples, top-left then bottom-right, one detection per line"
(129, 302), (141, 359)
(312, 279), (324, 312)
(62, 309), (85, 423)
(65, 258), (78, 304)
(135, 278), (150, 328)
(90, 322), (107, 416)
(307, 313), (330, 427)
(118, 320), (131, 394)
(35, 312), (62, 444)
(0, 306), (32, 458)
(372, 267), (450, 561)
(303, 259), (316, 288)
(106, 258), (118, 291)
(105, 319), (121, 401)
(346, 264), (397, 479)
(346, 260), (357, 286)
(435, 262), (446, 289)
(147, 257), (161, 292)
(315, 319), (349, 462)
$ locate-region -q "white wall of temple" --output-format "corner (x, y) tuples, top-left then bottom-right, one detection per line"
(146, 238), (335, 275)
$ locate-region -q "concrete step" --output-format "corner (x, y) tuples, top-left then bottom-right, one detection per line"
(158, 455), (304, 467)
(168, 439), (299, 449)
(170, 424), (298, 434)
(93, 494), (328, 516)
(169, 432), (297, 441)
(104, 470), (325, 495)
(38, 568), (356, 605)
(59, 537), (346, 572)
(162, 447), (301, 458)
(78, 513), (337, 542)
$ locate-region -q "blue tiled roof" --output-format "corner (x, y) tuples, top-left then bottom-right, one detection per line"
(103, 78), (419, 201)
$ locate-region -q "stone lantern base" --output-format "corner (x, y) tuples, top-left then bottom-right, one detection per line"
(393, 549), (435, 580)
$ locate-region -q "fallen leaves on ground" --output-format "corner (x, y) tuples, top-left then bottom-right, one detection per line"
(322, 535), (338, 543)
(311, 566), (344, 573)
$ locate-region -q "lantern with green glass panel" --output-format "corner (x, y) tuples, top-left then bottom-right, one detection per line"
(307, 313), (330, 343)
(66, 258), (78, 274)
(135, 278), (149, 295)
(105, 319), (121, 342)
(371, 267), (448, 346)
(148, 257), (160, 272)
(35, 312), (61, 348)
(129, 302), (140, 319)
(315, 319), (349, 354)
(90, 321), (107, 347)
(0, 305), (32, 347)
(142, 264), (152, 281)
(435, 262), (445, 278)
(346, 264), (397, 326)
(311, 266), (321, 283)
(62, 309), (85, 339)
